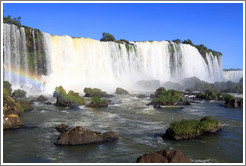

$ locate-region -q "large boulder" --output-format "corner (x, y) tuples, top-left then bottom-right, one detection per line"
(55, 125), (118, 145)
(137, 150), (191, 163)
(3, 113), (23, 129)
(86, 95), (108, 108)
(84, 87), (108, 97)
(163, 117), (221, 140)
(115, 88), (129, 95)
(54, 86), (85, 107)
(36, 95), (48, 102)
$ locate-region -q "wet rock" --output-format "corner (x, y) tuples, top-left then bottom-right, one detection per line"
(36, 95), (48, 102)
(177, 100), (191, 105)
(45, 102), (52, 105)
(3, 111), (23, 130)
(154, 102), (161, 109)
(137, 149), (191, 163)
(55, 125), (118, 145)
(86, 102), (108, 108)
(115, 88), (129, 95)
(163, 117), (221, 140)
(84, 87), (108, 97)
(55, 124), (69, 132)
(137, 94), (147, 98)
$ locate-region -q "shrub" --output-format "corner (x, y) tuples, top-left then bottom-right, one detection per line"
(84, 87), (107, 97)
(54, 86), (85, 106)
(100, 32), (116, 42)
(169, 117), (221, 137)
(3, 81), (12, 97)
(12, 89), (26, 98)
(152, 89), (184, 105)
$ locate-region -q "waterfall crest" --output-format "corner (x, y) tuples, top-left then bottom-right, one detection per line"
(3, 23), (227, 94)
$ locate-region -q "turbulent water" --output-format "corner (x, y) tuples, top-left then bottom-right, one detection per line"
(3, 95), (243, 163)
(223, 70), (243, 83)
(3, 23), (227, 94)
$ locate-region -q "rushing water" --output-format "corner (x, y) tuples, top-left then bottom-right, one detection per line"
(3, 95), (243, 163)
(3, 23), (229, 94)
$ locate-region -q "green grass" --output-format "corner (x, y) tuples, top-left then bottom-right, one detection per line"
(169, 117), (221, 137)
(152, 89), (184, 105)
(91, 95), (108, 105)
(54, 86), (85, 105)
(84, 87), (107, 97)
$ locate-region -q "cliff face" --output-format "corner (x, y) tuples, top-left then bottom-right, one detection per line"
(3, 23), (226, 93)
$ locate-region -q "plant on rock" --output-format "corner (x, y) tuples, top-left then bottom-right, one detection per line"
(54, 86), (85, 107)
(87, 95), (108, 108)
(163, 116), (221, 140)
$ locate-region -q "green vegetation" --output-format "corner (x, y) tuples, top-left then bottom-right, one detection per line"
(169, 39), (222, 64)
(3, 15), (21, 27)
(3, 81), (12, 97)
(152, 88), (184, 105)
(169, 117), (221, 137)
(100, 32), (116, 42)
(12, 89), (27, 98)
(54, 86), (85, 106)
(196, 90), (221, 100)
(84, 87), (107, 97)
(91, 95), (108, 105)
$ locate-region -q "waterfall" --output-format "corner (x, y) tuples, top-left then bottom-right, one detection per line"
(223, 70), (243, 83)
(3, 23), (229, 94)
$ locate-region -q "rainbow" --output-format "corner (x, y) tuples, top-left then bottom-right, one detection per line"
(3, 67), (45, 88)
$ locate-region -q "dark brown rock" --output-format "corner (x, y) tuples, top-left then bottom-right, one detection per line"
(55, 125), (118, 145)
(36, 95), (48, 102)
(137, 150), (191, 163)
(55, 124), (68, 132)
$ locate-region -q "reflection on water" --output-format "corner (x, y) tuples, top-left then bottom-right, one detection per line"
(3, 95), (243, 163)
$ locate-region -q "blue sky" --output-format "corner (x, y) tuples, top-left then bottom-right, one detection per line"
(3, 3), (244, 69)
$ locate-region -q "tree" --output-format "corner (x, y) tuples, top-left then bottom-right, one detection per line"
(172, 39), (181, 43)
(182, 39), (193, 45)
(100, 32), (116, 42)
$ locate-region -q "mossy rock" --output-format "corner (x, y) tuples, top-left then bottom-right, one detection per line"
(54, 86), (85, 107)
(84, 87), (107, 97)
(115, 87), (129, 95)
(86, 95), (108, 108)
(163, 116), (221, 140)
(12, 89), (27, 98)
(152, 89), (184, 106)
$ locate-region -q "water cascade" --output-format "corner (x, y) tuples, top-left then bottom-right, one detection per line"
(223, 70), (243, 83)
(3, 23), (227, 94)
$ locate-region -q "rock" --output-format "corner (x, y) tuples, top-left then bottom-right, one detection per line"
(55, 124), (68, 132)
(137, 149), (191, 163)
(55, 125), (118, 145)
(177, 100), (191, 105)
(115, 88), (129, 95)
(86, 102), (108, 108)
(221, 98), (242, 108)
(163, 117), (221, 140)
(36, 95), (48, 102)
(84, 87), (108, 97)
(137, 80), (160, 90)
(86, 95), (108, 108)
(154, 102), (161, 109)
(45, 102), (52, 105)
(3, 112), (23, 130)
(11, 89), (26, 98)
(161, 81), (184, 91)
(137, 94), (147, 98)
(150, 94), (155, 98)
